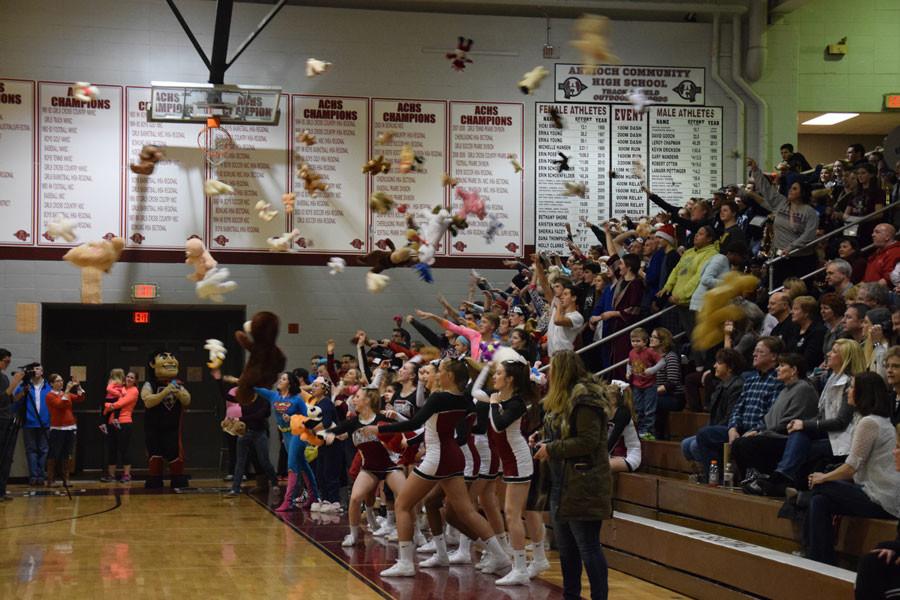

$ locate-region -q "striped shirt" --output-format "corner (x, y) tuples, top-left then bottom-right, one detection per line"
(655, 350), (683, 396)
(727, 369), (783, 433)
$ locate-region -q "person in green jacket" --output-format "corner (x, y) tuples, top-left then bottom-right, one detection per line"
(657, 224), (719, 337)
(534, 350), (612, 600)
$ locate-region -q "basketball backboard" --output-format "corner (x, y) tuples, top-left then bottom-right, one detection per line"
(148, 81), (282, 125)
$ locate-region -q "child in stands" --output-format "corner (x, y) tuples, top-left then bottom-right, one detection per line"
(628, 328), (660, 440)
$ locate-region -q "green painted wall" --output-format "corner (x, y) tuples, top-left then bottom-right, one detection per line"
(752, 0), (900, 166)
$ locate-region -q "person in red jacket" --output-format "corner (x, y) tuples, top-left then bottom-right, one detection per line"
(45, 374), (85, 488)
(864, 224), (900, 285)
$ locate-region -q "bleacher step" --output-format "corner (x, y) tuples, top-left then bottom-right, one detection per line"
(602, 512), (855, 600)
(640, 439), (694, 473)
(666, 411), (711, 439)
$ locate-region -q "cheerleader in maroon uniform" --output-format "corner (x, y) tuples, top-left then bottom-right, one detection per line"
(483, 353), (538, 585)
(363, 359), (512, 578)
(321, 387), (407, 547)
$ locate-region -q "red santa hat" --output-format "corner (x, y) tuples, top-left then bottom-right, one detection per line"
(655, 223), (676, 246)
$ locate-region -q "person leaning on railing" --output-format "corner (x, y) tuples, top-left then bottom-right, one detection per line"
(745, 158), (820, 290)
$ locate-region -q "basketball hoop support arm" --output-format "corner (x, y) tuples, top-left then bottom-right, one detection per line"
(165, 0), (287, 85)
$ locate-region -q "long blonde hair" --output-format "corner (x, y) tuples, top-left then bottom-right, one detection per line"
(542, 351), (587, 433)
(832, 338), (865, 376)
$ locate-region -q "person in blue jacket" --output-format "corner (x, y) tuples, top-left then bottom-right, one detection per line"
(12, 362), (51, 485)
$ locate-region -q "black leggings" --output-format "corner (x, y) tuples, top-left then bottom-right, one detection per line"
(856, 542), (900, 600)
(107, 423), (132, 467)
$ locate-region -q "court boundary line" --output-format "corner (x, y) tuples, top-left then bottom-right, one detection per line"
(248, 492), (394, 600)
(0, 492), (122, 530)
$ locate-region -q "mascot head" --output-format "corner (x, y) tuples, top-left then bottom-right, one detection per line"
(148, 349), (180, 384)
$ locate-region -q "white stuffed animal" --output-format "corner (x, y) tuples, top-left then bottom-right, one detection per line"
(204, 339), (227, 369)
(47, 216), (77, 242)
(204, 179), (234, 196)
(306, 58), (332, 78)
(327, 257), (346, 275)
(267, 229), (300, 252)
(417, 208), (453, 266)
(366, 271), (390, 293)
(254, 200), (278, 222)
(196, 267), (237, 303)
(72, 82), (99, 102)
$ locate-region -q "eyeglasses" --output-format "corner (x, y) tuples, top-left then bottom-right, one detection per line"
(650, 335), (660, 339)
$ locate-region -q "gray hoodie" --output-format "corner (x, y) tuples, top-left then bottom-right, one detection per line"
(760, 379), (819, 436)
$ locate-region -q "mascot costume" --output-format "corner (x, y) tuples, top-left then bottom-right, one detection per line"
(141, 350), (191, 488)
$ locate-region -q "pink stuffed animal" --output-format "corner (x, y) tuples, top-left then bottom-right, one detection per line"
(184, 238), (217, 282)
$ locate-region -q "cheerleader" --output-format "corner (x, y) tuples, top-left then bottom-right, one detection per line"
(363, 358), (512, 578)
(321, 387), (406, 547)
(482, 352), (537, 585)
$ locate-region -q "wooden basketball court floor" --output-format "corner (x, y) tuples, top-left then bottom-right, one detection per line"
(0, 480), (690, 599)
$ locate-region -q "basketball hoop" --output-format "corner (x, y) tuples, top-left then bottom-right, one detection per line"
(197, 114), (236, 167)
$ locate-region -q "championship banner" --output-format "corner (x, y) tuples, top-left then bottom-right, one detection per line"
(554, 64), (706, 106)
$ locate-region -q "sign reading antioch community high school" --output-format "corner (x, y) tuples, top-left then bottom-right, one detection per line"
(554, 64), (706, 106)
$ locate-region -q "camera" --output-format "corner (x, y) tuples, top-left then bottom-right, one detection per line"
(19, 365), (35, 378)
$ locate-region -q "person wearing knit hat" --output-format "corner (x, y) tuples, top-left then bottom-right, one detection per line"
(863, 307), (892, 377)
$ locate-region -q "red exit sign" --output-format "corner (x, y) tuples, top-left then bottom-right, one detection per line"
(131, 283), (159, 300)
(885, 94), (900, 110)
(133, 311), (150, 324)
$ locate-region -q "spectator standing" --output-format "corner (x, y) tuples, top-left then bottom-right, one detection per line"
(44, 374), (85, 487)
(659, 225), (719, 338)
(627, 328), (660, 440)
(0, 350), (25, 500)
(780, 143), (812, 173)
(13, 363), (50, 486)
(101, 371), (139, 483)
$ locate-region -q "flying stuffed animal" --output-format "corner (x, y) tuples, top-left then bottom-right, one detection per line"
(282, 192), (296, 214)
(297, 163), (327, 196)
(398, 144), (424, 174)
(220, 417), (246, 437)
(553, 152), (572, 173)
(184, 238), (217, 282)
(627, 88), (651, 114)
(62, 236), (125, 304)
(508, 154), (523, 173)
(234, 311), (286, 405)
(204, 338), (226, 369)
(72, 82), (99, 102)
(483, 213), (503, 244)
(446, 36), (474, 71)
(196, 267), (237, 303)
(204, 179), (234, 196)
(267, 229), (301, 252)
(129, 145), (164, 175)
(417, 208), (453, 265)
(519, 66), (549, 94)
(693, 272), (760, 351)
(456, 188), (486, 220)
(306, 58), (331, 77)
(549, 107), (564, 129)
(362, 155), (391, 176)
(254, 200), (278, 222)
(47, 216), (77, 242)
(441, 173), (459, 188)
(376, 131), (396, 145)
(297, 130), (316, 146)
(570, 14), (618, 70)
(366, 271), (390, 293)
(327, 256), (346, 275)
(563, 182), (587, 198)
(369, 192), (394, 214)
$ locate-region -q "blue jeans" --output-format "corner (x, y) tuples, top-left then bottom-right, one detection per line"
(550, 504), (608, 600)
(804, 481), (893, 565)
(632, 386), (657, 436)
(694, 425), (730, 478)
(284, 433), (319, 502)
(681, 435), (703, 463)
(22, 427), (48, 482)
(774, 431), (833, 482)
(232, 429), (278, 493)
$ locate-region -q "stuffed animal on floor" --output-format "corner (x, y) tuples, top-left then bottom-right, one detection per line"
(519, 66), (549, 94)
(195, 267), (237, 303)
(290, 406), (325, 447)
(220, 417), (246, 437)
(185, 238), (217, 281)
(204, 179), (234, 196)
(234, 311), (286, 405)
(129, 145), (164, 175)
(47, 216), (77, 242)
(204, 339), (226, 369)
(570, 14), (618, 69)
(306, 58), (331, 77)
(72, 82), (99, 102)
(62, 236), (125, 304)
(693, 272), (760, 351)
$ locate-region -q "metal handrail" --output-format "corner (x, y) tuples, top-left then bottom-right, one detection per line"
(767, 236), (887, 296)
(538, 304), (678, 372)
(596, 332), (686, 378)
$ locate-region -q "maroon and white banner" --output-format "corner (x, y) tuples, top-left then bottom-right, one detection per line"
(448, 101), (523, 257)
(37, 82), (122, 245)
(0, 79), (35, 245)
(369, 99), (447, 252)
(554, 64), (706, 106)
(124, 87), (206, 249)
(291, 95), (369, 253)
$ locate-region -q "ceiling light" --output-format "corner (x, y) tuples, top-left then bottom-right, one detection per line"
(801, 113), (859, 126)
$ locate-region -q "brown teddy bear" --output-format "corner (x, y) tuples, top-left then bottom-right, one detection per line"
(62, 237), (126, 303)
(234, 311), (286, 405)
(129, 145), (164, 175)
(357, 240), (417, 274)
